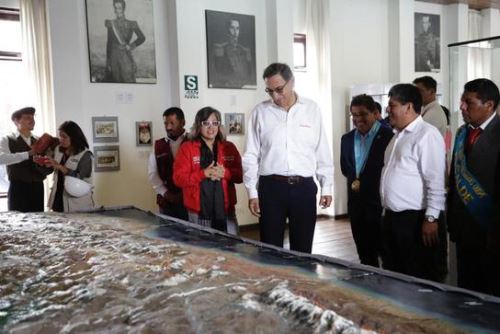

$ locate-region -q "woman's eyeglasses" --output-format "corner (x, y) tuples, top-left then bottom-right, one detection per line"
(201, 120), (220, 128)
(265, 80), (289, 95)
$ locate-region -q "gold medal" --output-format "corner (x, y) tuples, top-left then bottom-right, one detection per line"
(351, 179), (361, 192)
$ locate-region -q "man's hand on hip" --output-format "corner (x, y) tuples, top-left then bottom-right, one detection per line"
(248, 198), (261, 217)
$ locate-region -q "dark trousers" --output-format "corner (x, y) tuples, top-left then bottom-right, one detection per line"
(456, 242), (500, 297)
(160, 203), (188, 221)
(381, 209), (448, 282)
(349, 206), (382, 267)
(8, 180), (44, 212)
(258, 175), (317, 253)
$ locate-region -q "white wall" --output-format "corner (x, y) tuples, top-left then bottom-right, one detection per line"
(329, 0), (392, 215)
(46, 0), (178, 212)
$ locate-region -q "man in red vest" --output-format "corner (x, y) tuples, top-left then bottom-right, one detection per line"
(148, 107), (188, 220)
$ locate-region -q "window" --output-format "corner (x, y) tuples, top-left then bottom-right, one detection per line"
(0, 6), (24, 136)
(293, 33), (307, 69)
(0, 7), (22, 195)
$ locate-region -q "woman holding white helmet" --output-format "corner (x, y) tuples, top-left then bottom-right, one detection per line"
(45, 121), (94, 212)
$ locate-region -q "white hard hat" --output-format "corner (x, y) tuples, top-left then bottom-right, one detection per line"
(64, 176), (92, 197)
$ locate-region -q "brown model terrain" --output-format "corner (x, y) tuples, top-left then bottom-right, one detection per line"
(0, 212), (466, 333)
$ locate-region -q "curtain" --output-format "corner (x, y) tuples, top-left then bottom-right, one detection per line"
(467, 10), (491, 80)
(305, 0), (334, 215)
(19, 0), (55, 208)
(20, 0), (55, 136)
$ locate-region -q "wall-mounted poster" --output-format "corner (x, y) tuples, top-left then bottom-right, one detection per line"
(85, 0), (157, 83)
(414, 12), (440, 73)
(205, 10), (256, 89)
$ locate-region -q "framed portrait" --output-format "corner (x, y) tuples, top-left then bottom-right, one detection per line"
(85, 0), (157, 83)
(94, 145), (120, 172)
(136, 121), (152, 146)
(92, 116), (119, 143)
(205, 10), (256, 89)
(414, 12), (440, 72)
(224, 113), (245, 135)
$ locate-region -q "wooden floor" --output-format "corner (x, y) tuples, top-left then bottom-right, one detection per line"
(240, 216), (360, 264)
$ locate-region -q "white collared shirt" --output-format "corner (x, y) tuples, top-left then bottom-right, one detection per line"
(380, 116), (446, 218)
(0, 131), (33, 165)
(148, 133), (186, 196)
(242, 95), (334, 199)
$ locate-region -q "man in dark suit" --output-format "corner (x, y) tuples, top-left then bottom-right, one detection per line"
(341, 94), (393, 266)
(448, 78), (500, 297)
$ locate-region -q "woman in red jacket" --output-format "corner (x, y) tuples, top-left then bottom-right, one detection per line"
(173, 107), (242, 234)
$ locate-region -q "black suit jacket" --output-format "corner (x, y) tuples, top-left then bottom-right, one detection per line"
(340, 124), (393, 214)
(447, 114), (500, 250)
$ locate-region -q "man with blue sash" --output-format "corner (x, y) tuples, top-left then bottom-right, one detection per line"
(341, 95), (393, 266)
(447, 78), (500, 297)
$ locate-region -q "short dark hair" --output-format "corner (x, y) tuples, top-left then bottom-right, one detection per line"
(413, 76), (437, 92)
(113, 0), (126, 10)
(262, 63), (294, 81)
(374, 101), (382, 113)
(226, 17), (239, 29)
(58, 121), (89, 154)
(350, 94), (377, 113)
(464, 78), (500, 110)
(163, 107), (185, 121)
(192, 106), (225, 142)
(388, 84), (423, 114)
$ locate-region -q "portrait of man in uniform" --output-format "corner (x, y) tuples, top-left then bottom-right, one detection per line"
(414, 13), (440, 73)
(86, 0), (157, 83)
(206, 10), (256, 89)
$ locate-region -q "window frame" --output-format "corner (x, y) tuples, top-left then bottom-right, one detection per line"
(0, 7), (21, 61)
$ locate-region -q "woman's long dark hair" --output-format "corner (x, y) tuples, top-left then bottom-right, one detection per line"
(191, 106), (225, 142)
(59, 121), (89, 155)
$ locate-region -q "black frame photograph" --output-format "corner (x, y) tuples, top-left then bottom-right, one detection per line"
(92, 116), (119, 143)
(94, 145), (120, 172)
(414, 12), (440, 73)
(205, 10), (256, 89)
(85, 0), (157, 83)
(224, 113), (245, 135)
(136, 121), (152, 146)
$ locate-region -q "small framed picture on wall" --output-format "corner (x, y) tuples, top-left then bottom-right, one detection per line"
(225, 113), (245, 135)
(136, 121), (152, 146)
(92, 116), (119, 143)
(94, 145), (120, 172)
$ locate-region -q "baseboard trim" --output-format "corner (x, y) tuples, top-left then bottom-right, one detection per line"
(333, 213), (348, 220)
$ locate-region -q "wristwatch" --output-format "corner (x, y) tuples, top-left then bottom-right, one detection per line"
(425, 215), (438, 223)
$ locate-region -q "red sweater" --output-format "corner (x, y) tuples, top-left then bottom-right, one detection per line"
(173, 139), (242, 214)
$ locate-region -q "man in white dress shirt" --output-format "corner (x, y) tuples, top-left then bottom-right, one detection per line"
(242, 63), (334, 253)
(0, 107), (52, 212)
(380, 84), (447, 282)
(148, 107), (188, 220)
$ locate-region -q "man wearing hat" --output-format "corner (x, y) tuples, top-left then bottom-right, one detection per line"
(0, 107), (52, 212)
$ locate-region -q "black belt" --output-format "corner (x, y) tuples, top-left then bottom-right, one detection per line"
(264, 174), (311, 185)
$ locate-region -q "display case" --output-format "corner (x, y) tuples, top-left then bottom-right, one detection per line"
(448, 35), (500, 130)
